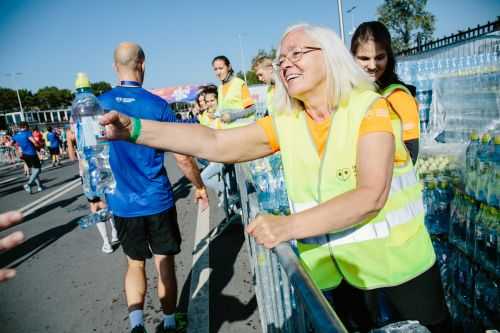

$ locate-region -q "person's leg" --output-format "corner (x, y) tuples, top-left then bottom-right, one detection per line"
(27, 168), (41, 186)
(91, 200), (113, 253)
(154, 254), (178, 329)
(125, 257), (147, 329)
(147, 208), (182, 331)
(114, 214), (151, 331)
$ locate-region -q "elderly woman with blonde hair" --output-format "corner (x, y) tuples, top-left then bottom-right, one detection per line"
(101, 23), (449, 332)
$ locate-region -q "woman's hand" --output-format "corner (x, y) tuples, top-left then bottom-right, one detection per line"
(246, 214), (293, 249)
(100, 111), (133, 141)
(221, 113), (231, 123)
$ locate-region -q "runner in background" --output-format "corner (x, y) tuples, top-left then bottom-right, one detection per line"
(198, 85), (225, 206)
(351, 21), (420, 164)
(252, 55), (276, 116)
(46, 126), (61, 167)
(12, 122), (44, 194)
(212, 55), (256, 128)
(32, 127), (45, 161)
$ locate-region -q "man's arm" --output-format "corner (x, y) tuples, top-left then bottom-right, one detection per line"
(173, 153), (209, 210)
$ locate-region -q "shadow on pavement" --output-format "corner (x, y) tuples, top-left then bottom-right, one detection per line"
(0, 216), (81, 269)
(22, 193), (83, 223)
(209, 217), (258, 332)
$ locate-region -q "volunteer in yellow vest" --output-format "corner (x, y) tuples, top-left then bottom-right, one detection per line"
(197, 85), (226, 206)
(351, 21), (420, 164)
(252, 55), (276, 116)
(211, 55), (256, 128)
(100, 24), (449, 332)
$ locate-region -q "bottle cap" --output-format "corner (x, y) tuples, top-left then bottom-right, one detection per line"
(75, 72), (91, 89)
(470, 131), (479, 141)
(481, 133), (491, 144)
(494, 135), (500, 145)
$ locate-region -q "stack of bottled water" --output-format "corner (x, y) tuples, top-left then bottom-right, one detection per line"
(247, 153), (289, 215)
(443, 130), (500, 330)
(397, 49), (499, 141)
(71, 72), (115, 198)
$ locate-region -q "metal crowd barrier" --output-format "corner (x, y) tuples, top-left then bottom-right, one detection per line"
(0, 146), (19, 165)
(233, 161), (348, 333)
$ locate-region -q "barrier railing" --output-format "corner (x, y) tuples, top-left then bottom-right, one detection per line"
(233, 159), (348, 333)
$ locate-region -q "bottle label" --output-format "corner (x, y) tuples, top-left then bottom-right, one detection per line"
(78, 115), (105, 147)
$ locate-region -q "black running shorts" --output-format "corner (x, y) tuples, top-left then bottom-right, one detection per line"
(113, 207), (181, 260)
(22, 154), (41, 169)
(49, 147), (60, 156)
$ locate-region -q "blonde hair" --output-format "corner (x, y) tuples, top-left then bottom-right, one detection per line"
(273, 23), (375, 113)
(252, 55), (273, 72)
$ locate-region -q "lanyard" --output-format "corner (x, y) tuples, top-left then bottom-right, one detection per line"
(119, 80), (142, 87)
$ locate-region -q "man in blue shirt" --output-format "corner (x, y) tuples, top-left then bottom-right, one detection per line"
(12, 122), (44, 193)
(98, 42), (208, 333)
(46, 126), (61, 167)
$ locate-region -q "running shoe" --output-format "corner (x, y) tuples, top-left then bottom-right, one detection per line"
(23, 184), (31, 194)
(155, 313), (187, 333)
(131, 325), (147, 333)
(102, 242), (113, 254)
(36, 186), (44, 193)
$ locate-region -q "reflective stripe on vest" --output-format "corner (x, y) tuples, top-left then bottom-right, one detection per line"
(296, 171), (423, 245)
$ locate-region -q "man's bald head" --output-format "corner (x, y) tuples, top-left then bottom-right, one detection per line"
(114, 42), (145, 71)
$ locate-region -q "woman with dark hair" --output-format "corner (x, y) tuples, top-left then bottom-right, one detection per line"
(211, 55), (256, 128)
(351, 21), (420, 164)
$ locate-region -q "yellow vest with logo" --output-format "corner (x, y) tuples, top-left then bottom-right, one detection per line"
(273, 89), (435, 290)
(218, 77), (255, 128)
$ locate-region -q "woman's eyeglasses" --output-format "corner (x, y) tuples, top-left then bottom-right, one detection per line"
(272, 47), (322, 70)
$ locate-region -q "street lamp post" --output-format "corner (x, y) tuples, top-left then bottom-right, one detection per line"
(346, 5), (357, 36)
(238, 33), (248, 84)
(4, 72), (25, 120)
(337, 0), (346, 42)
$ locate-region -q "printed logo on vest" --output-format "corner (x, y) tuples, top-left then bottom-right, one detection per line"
(336, 168), (351, 181)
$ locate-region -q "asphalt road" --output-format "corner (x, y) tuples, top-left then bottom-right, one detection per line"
(0, 155), (261, 333)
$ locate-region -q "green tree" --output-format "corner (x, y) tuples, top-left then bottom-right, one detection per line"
(377, 0), (436, 52)
(35, 86), (73, 109)
(91, 81), (112, 96)
(236, 48), (277, 86)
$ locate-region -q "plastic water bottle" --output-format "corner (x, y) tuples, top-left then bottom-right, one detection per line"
(464, 195), (478, 256)
(71, 72), (115, 196)
(435, 178), (453, 234)
(486, 135), (500, 207)
(423, 178), (438, 234)
(474, 204), (488, 265)
(465, 132), (480, 197)
(78, 208), (112, 229)
(475, 133), (492, 202)
(484, 206), (498, 273)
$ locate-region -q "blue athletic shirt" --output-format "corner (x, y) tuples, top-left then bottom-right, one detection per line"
(13, 130), (36, 156)
(47, 132), (60, 148)
(98, 85), (179, 217)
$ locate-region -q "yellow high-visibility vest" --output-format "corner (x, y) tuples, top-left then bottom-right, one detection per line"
(273, 89), (435, 290)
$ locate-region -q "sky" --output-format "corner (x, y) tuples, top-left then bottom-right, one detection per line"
(0, 0), (499, 92)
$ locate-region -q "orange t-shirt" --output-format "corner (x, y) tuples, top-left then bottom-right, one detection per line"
(221, 81), (254, 109)
(386, 90), (419, 141)
(256, 98), (408, 164)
